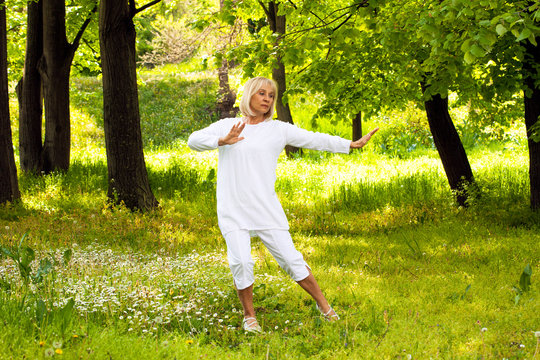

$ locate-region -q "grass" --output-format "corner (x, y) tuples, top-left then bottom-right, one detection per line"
(1, 64), (539, 359)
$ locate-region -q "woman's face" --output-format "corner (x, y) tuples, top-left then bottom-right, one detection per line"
(249, 83), (275, 116)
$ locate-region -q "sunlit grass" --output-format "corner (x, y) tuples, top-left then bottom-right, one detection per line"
(1, 68), (539, 359)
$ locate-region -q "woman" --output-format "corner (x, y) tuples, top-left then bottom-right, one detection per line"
(187, 77), (378, 333)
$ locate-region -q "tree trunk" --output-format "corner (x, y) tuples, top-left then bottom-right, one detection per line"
(16, 0), (43, 173)
(421, 82), (474, 207)
(523, 36), (540, 209)
(99, 0), (158, 211)
(267, 1), (300, 156)
(216, 0), (237, 118)
(217, 59), (237, 118)
(0, 0), (21, 204)
(352, 111), (362, 141)
(40, 0), (74, 173)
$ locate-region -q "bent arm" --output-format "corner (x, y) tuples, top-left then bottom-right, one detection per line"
(187, 121), (226, 151)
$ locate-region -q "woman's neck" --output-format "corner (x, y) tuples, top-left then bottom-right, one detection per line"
(245, 115), (265, 125)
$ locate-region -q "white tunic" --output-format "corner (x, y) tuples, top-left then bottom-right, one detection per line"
(187, 118), (351, 235)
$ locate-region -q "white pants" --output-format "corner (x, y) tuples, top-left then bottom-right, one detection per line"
(223, 229), (310, 290)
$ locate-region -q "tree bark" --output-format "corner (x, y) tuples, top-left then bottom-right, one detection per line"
(523, 36), (540, 209)
(216, 0), (237, 118)
(0, 0), (21, 204)
(352, 111), (362, 141)
(16, 0), (43, 173)
(267, 1), (300, 156)
(217, 59), (237, 118)
(40, 0), (74, 172)
(99, 0), (158, 211)
(421, 82), (474, 207)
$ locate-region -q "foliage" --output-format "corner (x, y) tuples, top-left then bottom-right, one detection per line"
(69, 65), (219, 149)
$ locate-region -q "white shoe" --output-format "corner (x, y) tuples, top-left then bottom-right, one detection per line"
(242, 317), (262, 333)
(317, 304), (340, 322)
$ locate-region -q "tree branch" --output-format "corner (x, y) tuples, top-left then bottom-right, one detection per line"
(71, 4), (98, 52)
(129, 0), (136, 17)
(257, 0), (271, 19)
(332, 0), (368, 32)
(134, 0), (162, 16)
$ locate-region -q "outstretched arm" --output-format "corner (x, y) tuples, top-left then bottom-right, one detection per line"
(350, 127), (379, 149)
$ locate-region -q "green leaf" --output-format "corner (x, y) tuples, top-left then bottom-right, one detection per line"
(470, 44), (486, 57)
(32, 258), (53, 284)
(36, 299), (48, 325)
(516, 28), (532, 42)
(460, 284), (471, 300)
(63, 249), (73, 266)
(495, 24), (507, 36)
(0, 246), (16, 260)
(464, 51), (475, 64)
(519, 263), (532, 292)
(19, 246), (35, 267)
(529, 33), (538, 46)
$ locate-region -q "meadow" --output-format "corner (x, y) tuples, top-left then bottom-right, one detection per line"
(0, 65), (539, 359)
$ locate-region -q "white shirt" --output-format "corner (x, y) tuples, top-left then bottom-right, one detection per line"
(187, 118), (351, 234)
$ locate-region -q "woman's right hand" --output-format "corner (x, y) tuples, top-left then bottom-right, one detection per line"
(218, 121), (246, 146)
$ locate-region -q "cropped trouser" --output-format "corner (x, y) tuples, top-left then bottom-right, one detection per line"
(223, 229), (310, 290)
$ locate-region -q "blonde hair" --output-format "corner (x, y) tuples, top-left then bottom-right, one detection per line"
(239, 77), (278, 121)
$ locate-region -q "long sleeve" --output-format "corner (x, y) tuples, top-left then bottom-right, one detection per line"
(187, 119), (229, 152)
(282, 122), (351, 154)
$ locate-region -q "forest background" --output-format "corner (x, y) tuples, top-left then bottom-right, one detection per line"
(0, 0), (539, 358)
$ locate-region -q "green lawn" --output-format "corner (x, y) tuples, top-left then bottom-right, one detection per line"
(0, 68), (538, 359)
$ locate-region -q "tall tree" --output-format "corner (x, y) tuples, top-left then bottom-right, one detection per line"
(0, 0), (21, 204)
(352, 111), (362, 141)
(216, 0), (238, 119)
(421, 82), (474, 205)
(523, 33), (540, 209)
(16, 0), (43, 173)
(430, 0), (540, 208)
(262, 1), (299, 155)
(39, 0), (96, 172)
(99, 0), (159, 211)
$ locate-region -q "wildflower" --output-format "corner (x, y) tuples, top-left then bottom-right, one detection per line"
(4, 226), (9, 230)
(52, 340), (63, 348)
(39, 341), (46, 347)
(44, 348), (55, 357)
(535, 331), (540, 338)
(519, 344), (525, 348)
(55, 349), (63, 355)
(186, 339), (194, 345)
(481, 327), (487, 333)
(72, 334), (79, 339)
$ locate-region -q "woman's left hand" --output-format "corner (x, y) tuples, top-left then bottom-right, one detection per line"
(350, 127), (379, 149)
